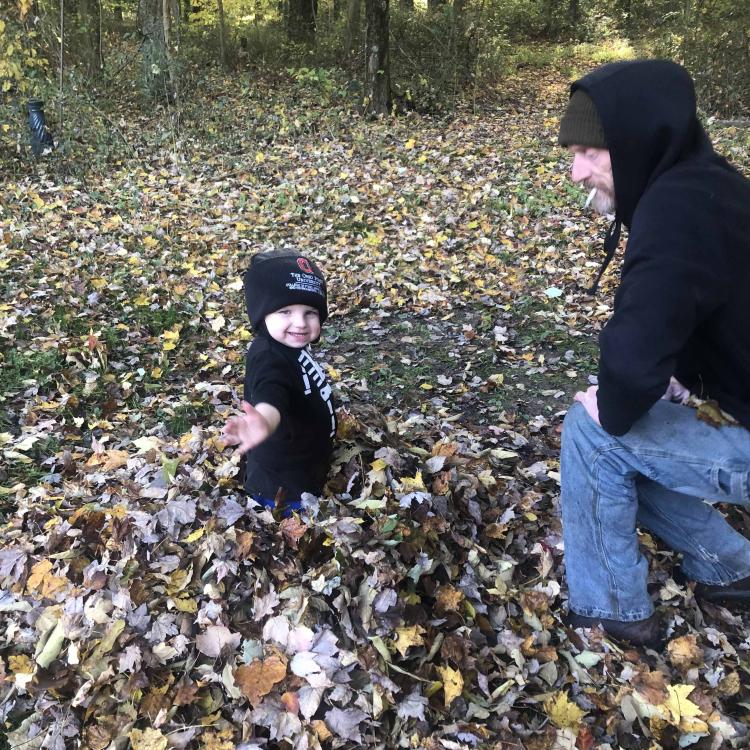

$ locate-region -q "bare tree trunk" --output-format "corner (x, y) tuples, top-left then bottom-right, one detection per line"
(139, 0), (177, 101)
(345, 0), (361, 54)
(162, 0), (178, 100)
(79, 0), (102, 77)
(364, 0), (389, 115)
(216, 0), (228, 67)
(288, 0), (317, 42)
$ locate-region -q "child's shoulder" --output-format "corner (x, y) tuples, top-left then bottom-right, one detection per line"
(246, 336), (298, 371)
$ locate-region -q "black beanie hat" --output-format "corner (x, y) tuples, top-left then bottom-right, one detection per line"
(244, 251), (328, 330)
(558, 89), (607, 148)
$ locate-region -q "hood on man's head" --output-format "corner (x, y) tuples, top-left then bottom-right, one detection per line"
(243, 250), (328, 330)
(567, 59), (710, 227)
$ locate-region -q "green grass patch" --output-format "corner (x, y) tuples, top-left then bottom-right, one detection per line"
(0, 348), (64, 399)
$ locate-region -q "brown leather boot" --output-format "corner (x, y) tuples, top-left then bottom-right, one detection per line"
(694, 575), (750, 606)
(567, 611), (661, 648)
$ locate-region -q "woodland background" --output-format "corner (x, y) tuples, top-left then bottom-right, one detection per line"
(1, 1), (750, 749)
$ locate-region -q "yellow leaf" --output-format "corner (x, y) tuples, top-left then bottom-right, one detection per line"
(91, 277), (107, 290)
(173, 596), (198, 613)
(436, 665), (463, 707)
(419, 383), (433, 390)
(404, 138), (416, 150)
(255, 151), (265, 163)
(544, 691), (586, 730)
(679, 716), (709, 734)
(394, 625), (425, 657)
(666, 634), (702, 671)
(184, 527), (204, 543)
(8, 654), (34, 674)
(400, 471), (426, 492)
(132, 436), (162, 453)
(370, 458), (388, 471)
(26, 559), (69, 599)
(134, 294), (150, 307)
(661, 684), (701, 725)
(143, 235), (159, 248)
(128, 728), (169, 750)
(151, 367), (163, 379)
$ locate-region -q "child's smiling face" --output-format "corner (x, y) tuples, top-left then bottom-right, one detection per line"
(264, 304), (321, 348)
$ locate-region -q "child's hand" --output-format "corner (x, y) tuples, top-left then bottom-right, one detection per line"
(223, 401), (280, 455)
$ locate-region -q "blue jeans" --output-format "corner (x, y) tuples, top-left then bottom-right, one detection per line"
(561, 401), (750, 621)
(252, 495), (303, 517)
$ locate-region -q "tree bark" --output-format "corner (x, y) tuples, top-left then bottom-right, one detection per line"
(78, 0), (102, 76)
(287, 0), (317, 42)
(345, 0), (361, 54)
(364, 0), (389, 115)
(216, 0), (228, 67)
(139, 0), (177, 100)
(568, 0), (580, 33)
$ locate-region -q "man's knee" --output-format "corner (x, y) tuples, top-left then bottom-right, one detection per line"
(563, 402), (594, 438)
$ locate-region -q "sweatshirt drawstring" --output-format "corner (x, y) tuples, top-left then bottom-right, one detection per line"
(587, 216), (622, 294)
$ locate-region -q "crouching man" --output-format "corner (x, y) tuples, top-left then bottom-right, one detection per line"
(557, 60), (750, 646)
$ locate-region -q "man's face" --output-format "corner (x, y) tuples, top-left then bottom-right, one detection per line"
(569, 146), (615, 215)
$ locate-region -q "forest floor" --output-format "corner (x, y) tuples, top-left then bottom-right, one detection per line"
(1, 54), (750, 750)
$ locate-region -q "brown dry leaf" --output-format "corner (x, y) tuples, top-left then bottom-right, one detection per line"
(281, 691), (300, 714)
(484, 522), (508, 539)
(280, 516), (307, 549)
(432, 471), (451, 495)
(234, 655), (287, 705)
(718, 671), (741, 697)
(695, 399), (737, 428)
(312, 720), (333, 741)
(84, 724), (114, 750)
(25, 559), (69, 599)
(633, 669), (669, 705)
(236, 530), (256, 559)
(394, 624), (426, 657)
(432, 441), (459, 457)
(436, 664), (464, 707)
(174, 677), (201, 706)
(85, 449), (130, 471)
(435, 585), (464, 613)
(200, 727), (235, 750)
(667, 634), (703, 671)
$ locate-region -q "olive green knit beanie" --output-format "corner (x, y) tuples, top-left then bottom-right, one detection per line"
(558, 89), (607, 148)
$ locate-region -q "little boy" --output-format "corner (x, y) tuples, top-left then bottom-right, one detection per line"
(223, 251), (337, 514)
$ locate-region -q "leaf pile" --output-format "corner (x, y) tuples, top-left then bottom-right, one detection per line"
(2, 64), (750, 749)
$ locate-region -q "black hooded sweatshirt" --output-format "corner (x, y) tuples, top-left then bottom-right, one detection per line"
(243, 332), (337, 500)
(573, 60), (750, 435)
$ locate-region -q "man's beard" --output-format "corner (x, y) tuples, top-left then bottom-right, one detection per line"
(586, 185), (616, 215)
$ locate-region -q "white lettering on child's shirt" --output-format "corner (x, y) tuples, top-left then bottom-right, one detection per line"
(298, 349), (336, 437)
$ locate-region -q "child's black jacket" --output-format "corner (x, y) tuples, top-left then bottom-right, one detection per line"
(243, 333), (336, 500)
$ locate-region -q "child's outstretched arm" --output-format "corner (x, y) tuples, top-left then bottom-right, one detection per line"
(223, 401), (281, 455)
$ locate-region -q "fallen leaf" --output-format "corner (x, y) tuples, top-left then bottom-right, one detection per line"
(234, 656), (287, 705)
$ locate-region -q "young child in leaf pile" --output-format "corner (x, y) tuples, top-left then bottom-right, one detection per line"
(223, 251), (337, 516)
